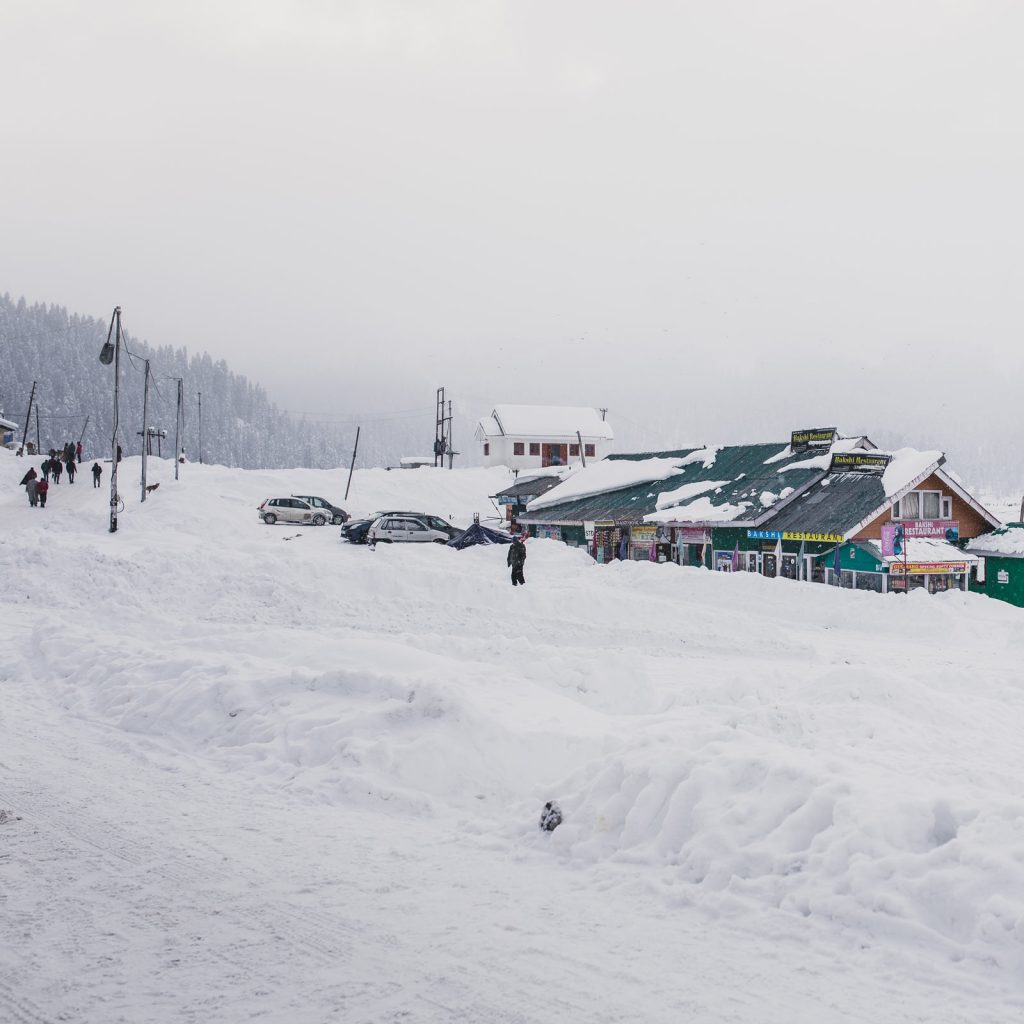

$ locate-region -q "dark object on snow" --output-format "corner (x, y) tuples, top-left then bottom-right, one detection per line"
(539, 800), (563, 832)
(447, 522), (513, 549)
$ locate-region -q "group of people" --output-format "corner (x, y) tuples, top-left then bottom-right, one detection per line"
(20, 443), (103, 508)
(40, 441), (82, 485)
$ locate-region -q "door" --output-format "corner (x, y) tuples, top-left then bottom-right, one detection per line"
(762, 553), (777, 578)
(403, 519), (430, 542)
(542, 443), (568, 467)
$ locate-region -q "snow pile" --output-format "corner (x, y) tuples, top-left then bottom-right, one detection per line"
(528, 457), (687, 510)
(882, 448), (945, 498)
(645, 494), (752, 523)
(680, 445), (722, 469)
(654, 479), (731, 512)
(967, 525), (1024, 557)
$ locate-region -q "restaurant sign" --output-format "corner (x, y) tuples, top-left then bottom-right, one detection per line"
(889, 561), (967, 575)
(791, 427), (836, 453)
(630, 525), (657, 543)
(829, 452), (892, 474)
(881, 520), (959, 557)
(676, 527), (710, 543)
(747, 529), (844, 542)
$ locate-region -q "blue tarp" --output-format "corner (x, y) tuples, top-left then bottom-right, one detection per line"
(448, 522), (514, 549)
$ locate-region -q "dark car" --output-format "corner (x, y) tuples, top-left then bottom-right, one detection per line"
(292, 495), (349, 526)
(342, 511), (460, 544)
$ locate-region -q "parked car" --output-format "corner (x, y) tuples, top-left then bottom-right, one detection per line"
(341, 510), (425, 544)
(258, 496), (326, 526)
(292, 494), (349, 525)
(367, 514), (462, 546)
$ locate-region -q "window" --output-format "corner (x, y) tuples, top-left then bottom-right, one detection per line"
(483, 443), (490, 456)
(529, 443), (540, 456)
(404, 520), (426, 531)
(569, 444), (579, 456)
(584, 444), (595, 457)
(513, 442), (524, 456)
(895, 490), (943, 520)
(942, 496), (952, 519)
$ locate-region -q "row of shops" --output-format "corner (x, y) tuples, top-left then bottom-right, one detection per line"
(500, 429), (1007, 601)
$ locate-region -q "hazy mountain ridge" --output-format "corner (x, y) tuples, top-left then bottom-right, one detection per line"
(0, 295), (433, 470)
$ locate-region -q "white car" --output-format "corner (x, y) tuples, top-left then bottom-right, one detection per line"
(258, 496), (327, 526)
(367, 514), (458, 545)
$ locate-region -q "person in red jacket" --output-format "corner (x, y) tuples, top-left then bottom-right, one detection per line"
(36, 478), (49, 507)
(76, 441), (83, 464)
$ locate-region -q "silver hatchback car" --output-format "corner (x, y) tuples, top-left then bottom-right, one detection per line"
(258, 496), (327, 526)
(367, 514), (457, 545)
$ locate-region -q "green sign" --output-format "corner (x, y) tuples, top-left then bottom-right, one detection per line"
(791, 427), (836, 453)
(829, 452), (892, 474)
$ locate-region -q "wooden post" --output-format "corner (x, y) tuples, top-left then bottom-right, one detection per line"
(344, 426), (360, 501)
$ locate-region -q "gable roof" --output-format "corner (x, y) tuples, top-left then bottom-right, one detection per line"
(478, 405), (614, 440)
(518, 438), (967, 537)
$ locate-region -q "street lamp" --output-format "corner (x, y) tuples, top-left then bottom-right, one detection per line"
(99, 306), (122, 533)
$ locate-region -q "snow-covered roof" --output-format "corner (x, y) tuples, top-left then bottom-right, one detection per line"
(875, 538), (978, 565)
(529, 457), (685, 511)
(965, 525), (1024, 559)
(0, 416), (17, 431)
(480, 405), (614, 440)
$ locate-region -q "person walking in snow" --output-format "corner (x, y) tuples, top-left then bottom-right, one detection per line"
(26, 476), (39, 507)
(76, 441), (82, 464)
(65, 453), (76, 484)
(92, 462), (102, 488)
(507, 534), (527, 587)
(51, 458), (62, 484)
(36, 477), (49, 508)
(20, 466), (37, 488)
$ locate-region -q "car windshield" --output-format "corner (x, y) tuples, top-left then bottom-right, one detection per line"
(425, 517), (450, 530)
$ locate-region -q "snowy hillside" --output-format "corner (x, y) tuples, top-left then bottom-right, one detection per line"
(2, 447), (1023, 1023)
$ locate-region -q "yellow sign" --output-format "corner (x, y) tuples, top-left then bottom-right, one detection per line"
(890, 562), (967, 575)
(782, 530), (844, 543)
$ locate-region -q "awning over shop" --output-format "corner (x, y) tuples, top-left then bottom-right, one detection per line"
(876, 538), (977, 574)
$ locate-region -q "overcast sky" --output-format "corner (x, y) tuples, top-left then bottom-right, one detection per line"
(3, 1), (1023, 481)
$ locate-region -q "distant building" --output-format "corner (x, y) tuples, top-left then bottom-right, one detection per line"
(399, 456), (434, 469)
(966, 525), (1024, 608)
(0, 415), (17, 448)
(474, 405), (614, 469)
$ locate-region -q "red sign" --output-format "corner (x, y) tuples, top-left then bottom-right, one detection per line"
(881, 520), (959, 557)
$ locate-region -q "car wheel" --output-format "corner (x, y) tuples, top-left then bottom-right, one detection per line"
(433, 538), (448, 544)
(263, 513), (277, 525)
(312, 514), (326, 526)
(332, 515), (343, 525)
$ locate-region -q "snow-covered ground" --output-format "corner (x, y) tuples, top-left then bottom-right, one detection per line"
(2, 448), (1023, 1023)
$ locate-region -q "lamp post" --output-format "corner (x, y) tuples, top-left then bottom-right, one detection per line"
(99, 306), (122, 533)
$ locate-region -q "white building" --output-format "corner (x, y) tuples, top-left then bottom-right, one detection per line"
(474, 405), (614, 469)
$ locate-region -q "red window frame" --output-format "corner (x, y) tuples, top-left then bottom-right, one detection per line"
(584, 444), (595, 457)
(513, 442), (524, 456)
(529, 443), (540, 456)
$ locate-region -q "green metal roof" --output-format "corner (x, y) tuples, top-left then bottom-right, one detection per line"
(762, 473), (889, 536)
(519, 442), (832, 527)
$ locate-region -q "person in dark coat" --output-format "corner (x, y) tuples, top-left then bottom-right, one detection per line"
(36, 478), (49, 507)
(20, 466), (37, 487)
(92, 462), (102, 488)
(65, 454), (76, 483)
(507, 535), (527, 586)
(51, 458), (62, 483)
(116, 444), (123, 463)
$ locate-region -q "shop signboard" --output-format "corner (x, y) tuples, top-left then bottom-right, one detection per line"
(791, 427), (836, 453)
(998, 569), (1010, 584)
(829, 452), (892, 474)
(715, 550), (734, 571)
(881, 520), (959, 556)
(584, 521), (596, 540)
(889, 561), (967, 575)
(676, 527), (710, 543)
(747, 529), (844, 542)
(498, 495), (517, 505)
(536, 526), (562, 541)
(631, 525), (657, 543)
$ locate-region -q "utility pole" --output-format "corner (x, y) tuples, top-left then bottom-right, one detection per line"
(78, 415), (90, 446)
(19, 381), (36, 456)
(173, 379), (183, 481)
(197, 391), (203, 464)
(446, 399), (454, 469)
(344, 426), (361, 501)
(577, 430), (587, 467)
(140, 359), (150, 502)
(35, 405), (41, 457)
(600, 407), (608, 421)
(434, 387), (445, 467)
(98, 307), (123, 533)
